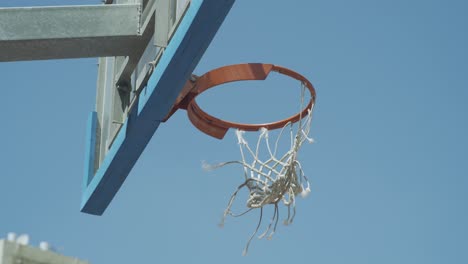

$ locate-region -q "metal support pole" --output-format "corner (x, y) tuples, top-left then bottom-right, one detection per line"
(0, 4), (143, 61)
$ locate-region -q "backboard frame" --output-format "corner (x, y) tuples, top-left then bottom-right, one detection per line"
(81, 0), (235, 215)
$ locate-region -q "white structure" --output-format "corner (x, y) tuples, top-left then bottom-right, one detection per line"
(0, 234), (89, 264)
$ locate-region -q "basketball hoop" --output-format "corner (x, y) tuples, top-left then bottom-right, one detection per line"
(165, 63), (316, 255)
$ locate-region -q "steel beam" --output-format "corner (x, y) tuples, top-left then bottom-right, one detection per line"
(114, 0), (157, 85)
(0, 4), (142, 61)
(155, 0), (170, 48)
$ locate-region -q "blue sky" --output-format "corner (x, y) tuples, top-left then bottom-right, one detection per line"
(1, 0), (467, 263)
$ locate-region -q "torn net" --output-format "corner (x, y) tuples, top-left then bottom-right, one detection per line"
(203, 84), (315, 255)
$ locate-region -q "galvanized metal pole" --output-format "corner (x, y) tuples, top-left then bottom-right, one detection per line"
(0, 4), (147, 61)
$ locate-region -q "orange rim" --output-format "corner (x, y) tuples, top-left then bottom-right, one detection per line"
(171, 63), (316, 139)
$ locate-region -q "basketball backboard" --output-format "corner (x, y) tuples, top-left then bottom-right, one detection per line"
(0, 0), (234, 215)
(81, 0), (235, 215)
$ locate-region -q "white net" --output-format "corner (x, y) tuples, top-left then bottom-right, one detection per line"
(203, 83), (315, 255)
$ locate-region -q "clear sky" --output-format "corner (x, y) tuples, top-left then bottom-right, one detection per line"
(1, 0), (467, 263)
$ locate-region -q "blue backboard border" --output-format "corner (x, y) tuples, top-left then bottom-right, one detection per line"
(81, 0), (235, 215)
